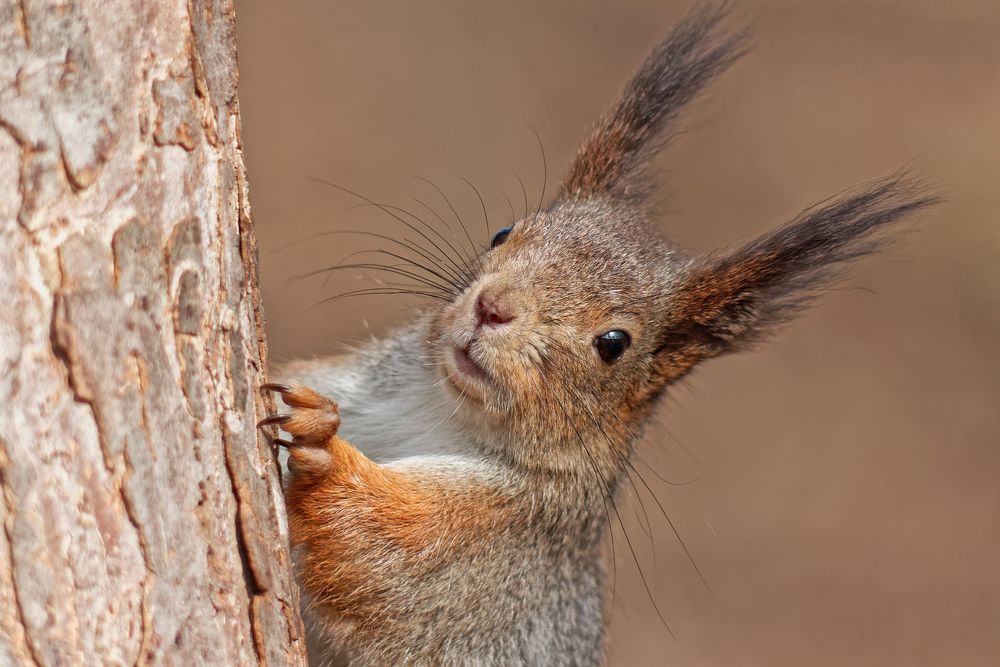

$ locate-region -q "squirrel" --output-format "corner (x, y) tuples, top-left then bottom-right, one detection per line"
(261, 4), (939, 665)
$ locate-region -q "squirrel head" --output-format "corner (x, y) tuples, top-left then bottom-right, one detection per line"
(424, 4), (938, 475)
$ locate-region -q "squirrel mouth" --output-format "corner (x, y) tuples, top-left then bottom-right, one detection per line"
(444, 344), (495, 401)
(452, 345), (488, 382)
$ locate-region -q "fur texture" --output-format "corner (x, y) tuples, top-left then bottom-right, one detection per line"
(268, 4), (938, 664)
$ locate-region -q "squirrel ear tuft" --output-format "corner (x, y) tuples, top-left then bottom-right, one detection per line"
(653, 174), (941, 378)
(558, 3), (749, 204)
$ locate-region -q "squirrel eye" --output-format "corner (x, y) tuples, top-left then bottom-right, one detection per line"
(594, 330), (631, 364)
(491, 226), (512, 248)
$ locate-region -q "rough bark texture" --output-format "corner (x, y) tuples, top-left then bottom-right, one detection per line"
(0, 0), (307, 664)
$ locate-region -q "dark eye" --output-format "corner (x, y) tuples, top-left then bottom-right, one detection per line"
(491, 226), (512, 248)
(594, 330), (631, 364)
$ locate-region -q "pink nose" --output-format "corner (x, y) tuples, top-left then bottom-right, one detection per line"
(474, 290), (515, 328)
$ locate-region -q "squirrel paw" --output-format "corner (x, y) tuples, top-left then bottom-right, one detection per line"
(259, 383), (341, 446)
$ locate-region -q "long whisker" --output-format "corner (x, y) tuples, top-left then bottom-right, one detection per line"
(530, 341), (657, 567)
(269, 228), (465, 291)
(546, 376), (676, 638)
(298, 262), (456, 296)
(413, 176), (481, 255)
(314, 251), (439, 290)
(375, 201), (476, 289)
(459, 177), (491, 242)
(309, 245), (462, 296)
(636, 454), (698, 487)
(330, 200), (475, 289)
(309, 177), (476, 289)
(501, 190), (516, 225)
(537, 333), (713, 595)
(414, 197), (479, 280)
(652, 413), (704, 465)
(294, 243), (460, 294)
(569, 369), (701, 486)
(528, 124), (548, 221)
(513, 170), (529, 221)
(525, 355), (618, 627)
(292, 247), (381, 287)
(312, 287), (451, 308)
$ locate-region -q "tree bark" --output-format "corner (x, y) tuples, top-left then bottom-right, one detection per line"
(0, 0), (306, 664)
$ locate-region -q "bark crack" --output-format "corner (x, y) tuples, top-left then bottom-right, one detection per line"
(14, 0), (31, 47)
(0, 117), (32, 231)
(123, 353), (156, 663)
(0, 438), (42, 667)
(219, 412), (265, 665)
(49, 295), (154, 663)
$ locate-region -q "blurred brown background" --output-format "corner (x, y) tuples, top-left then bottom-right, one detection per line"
(236, 1), (1000, 664)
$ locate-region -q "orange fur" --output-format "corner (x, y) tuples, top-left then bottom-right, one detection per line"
(279, 385), (523, 633)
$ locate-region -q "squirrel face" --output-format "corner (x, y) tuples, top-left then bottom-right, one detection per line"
(427, 201), (690, 468)
(417, 6), (937, 475)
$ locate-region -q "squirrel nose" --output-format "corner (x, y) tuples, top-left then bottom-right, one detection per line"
(474, 289), (515, 328)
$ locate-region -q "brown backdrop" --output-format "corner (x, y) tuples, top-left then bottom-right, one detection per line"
(237, 1), (1000, 664)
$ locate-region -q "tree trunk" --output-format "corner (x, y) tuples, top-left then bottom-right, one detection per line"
(0, 0), (306, 664)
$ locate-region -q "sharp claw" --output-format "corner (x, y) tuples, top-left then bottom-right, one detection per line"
(257, 414), (291, 428)
(262, 383), (292, 394)
(273, 438), (295, 448)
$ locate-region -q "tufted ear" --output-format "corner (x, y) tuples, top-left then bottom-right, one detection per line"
(653, 175), (941, 380)
(558, 3), (748, 204)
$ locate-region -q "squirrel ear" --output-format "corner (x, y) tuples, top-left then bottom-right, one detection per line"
(653, 175), (941, 378)
(557, 3), (748, 204)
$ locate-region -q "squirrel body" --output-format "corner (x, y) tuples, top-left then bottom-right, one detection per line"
(266, 5), (938, 665)
(278, 323), (609, 664)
